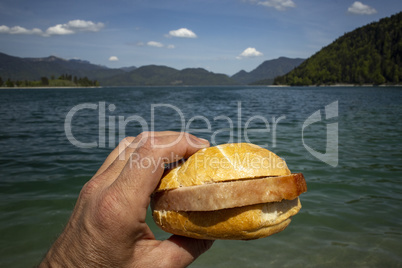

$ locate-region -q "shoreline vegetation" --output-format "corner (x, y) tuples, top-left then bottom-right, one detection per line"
(266, 83), (402, 87)
(0, 74), (99, 88)
(1, 84), (401, 90)
(273, 12), (402, 86)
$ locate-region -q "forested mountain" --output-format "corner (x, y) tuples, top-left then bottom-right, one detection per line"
(0, 53), (236, 86)
(274, 12), (402, 86)
(231, 57), (304, 84)
(0, 53), (125, 82)
(101, 65), (236, 86)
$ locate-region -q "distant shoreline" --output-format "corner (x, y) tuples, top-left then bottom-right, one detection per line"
(1, 84), (401, 89)
(0, 86), (102, 89)
(266, 84), (402, 87)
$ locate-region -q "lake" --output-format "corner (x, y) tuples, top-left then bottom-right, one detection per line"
(0, 86), (401, 267)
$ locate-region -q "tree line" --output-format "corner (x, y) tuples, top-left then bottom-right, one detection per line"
(0, 74), (100, 87)
(274, 12), (402, 86)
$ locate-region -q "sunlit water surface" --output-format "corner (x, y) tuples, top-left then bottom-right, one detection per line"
(0, 86), (401, 267)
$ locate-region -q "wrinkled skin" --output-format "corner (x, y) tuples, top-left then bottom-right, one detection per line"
(39, 132), (214, 268)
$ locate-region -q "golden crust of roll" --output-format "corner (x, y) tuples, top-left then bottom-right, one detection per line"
(156, 143), (291, 191)
(153, 198), (301, 240)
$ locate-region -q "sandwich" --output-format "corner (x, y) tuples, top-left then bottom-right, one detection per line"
(151, 143), (307, 240)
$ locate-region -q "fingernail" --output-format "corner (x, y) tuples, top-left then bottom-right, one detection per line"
(197, 138), (209, 143)
(191, 136), (209, 146)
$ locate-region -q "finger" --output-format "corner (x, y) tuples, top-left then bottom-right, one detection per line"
(158, 235), (214, 267)
(95, 132), (188, 187)
(93, 136), (135, 178)
(111, 132), (209, 208)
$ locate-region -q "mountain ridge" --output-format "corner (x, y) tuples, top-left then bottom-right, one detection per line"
(101, 65), (237, 86)
(0, 52), (238, 86)
(274, 12), (402, 86)
(1, 52), (305, 86)
(231, 57), (305, 84)
(0, 52), (123, 83)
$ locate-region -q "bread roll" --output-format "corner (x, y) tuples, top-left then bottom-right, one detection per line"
(151, 143), (306, 240)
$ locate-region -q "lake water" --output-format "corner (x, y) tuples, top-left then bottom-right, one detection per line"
(0, 86), (401, 267)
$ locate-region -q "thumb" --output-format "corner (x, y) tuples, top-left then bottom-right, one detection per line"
(159, 235), (214, 267)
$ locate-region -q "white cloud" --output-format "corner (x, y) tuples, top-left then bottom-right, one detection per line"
(0, 25), (8, 33)
(168, 28), (197, 38)
(0, 25), (43, 35)
(347, 1), (377, 15)
(44, 20), (105, 36)
(147, 41), (164, 48)
(67, 20), (104, 32)
(136, 41), (175, 49)
(0, 20), (104, 37)
(237, 47), (263, 59)
(109, 56), (119, 61)
(46, 24), (75, 36)
(247, 0), (296, 11)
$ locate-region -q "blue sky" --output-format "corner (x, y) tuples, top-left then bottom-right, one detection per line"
(0, 0), (401, 75)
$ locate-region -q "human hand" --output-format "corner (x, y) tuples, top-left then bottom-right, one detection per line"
(40, 132), (214, 267)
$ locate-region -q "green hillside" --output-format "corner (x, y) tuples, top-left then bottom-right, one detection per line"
(0, 53), (237, 86)
(274, 12), (402, 86)
(101, 65), (237, 86)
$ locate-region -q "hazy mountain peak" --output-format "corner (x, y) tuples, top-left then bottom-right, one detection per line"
(231, 57), (305, 84)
